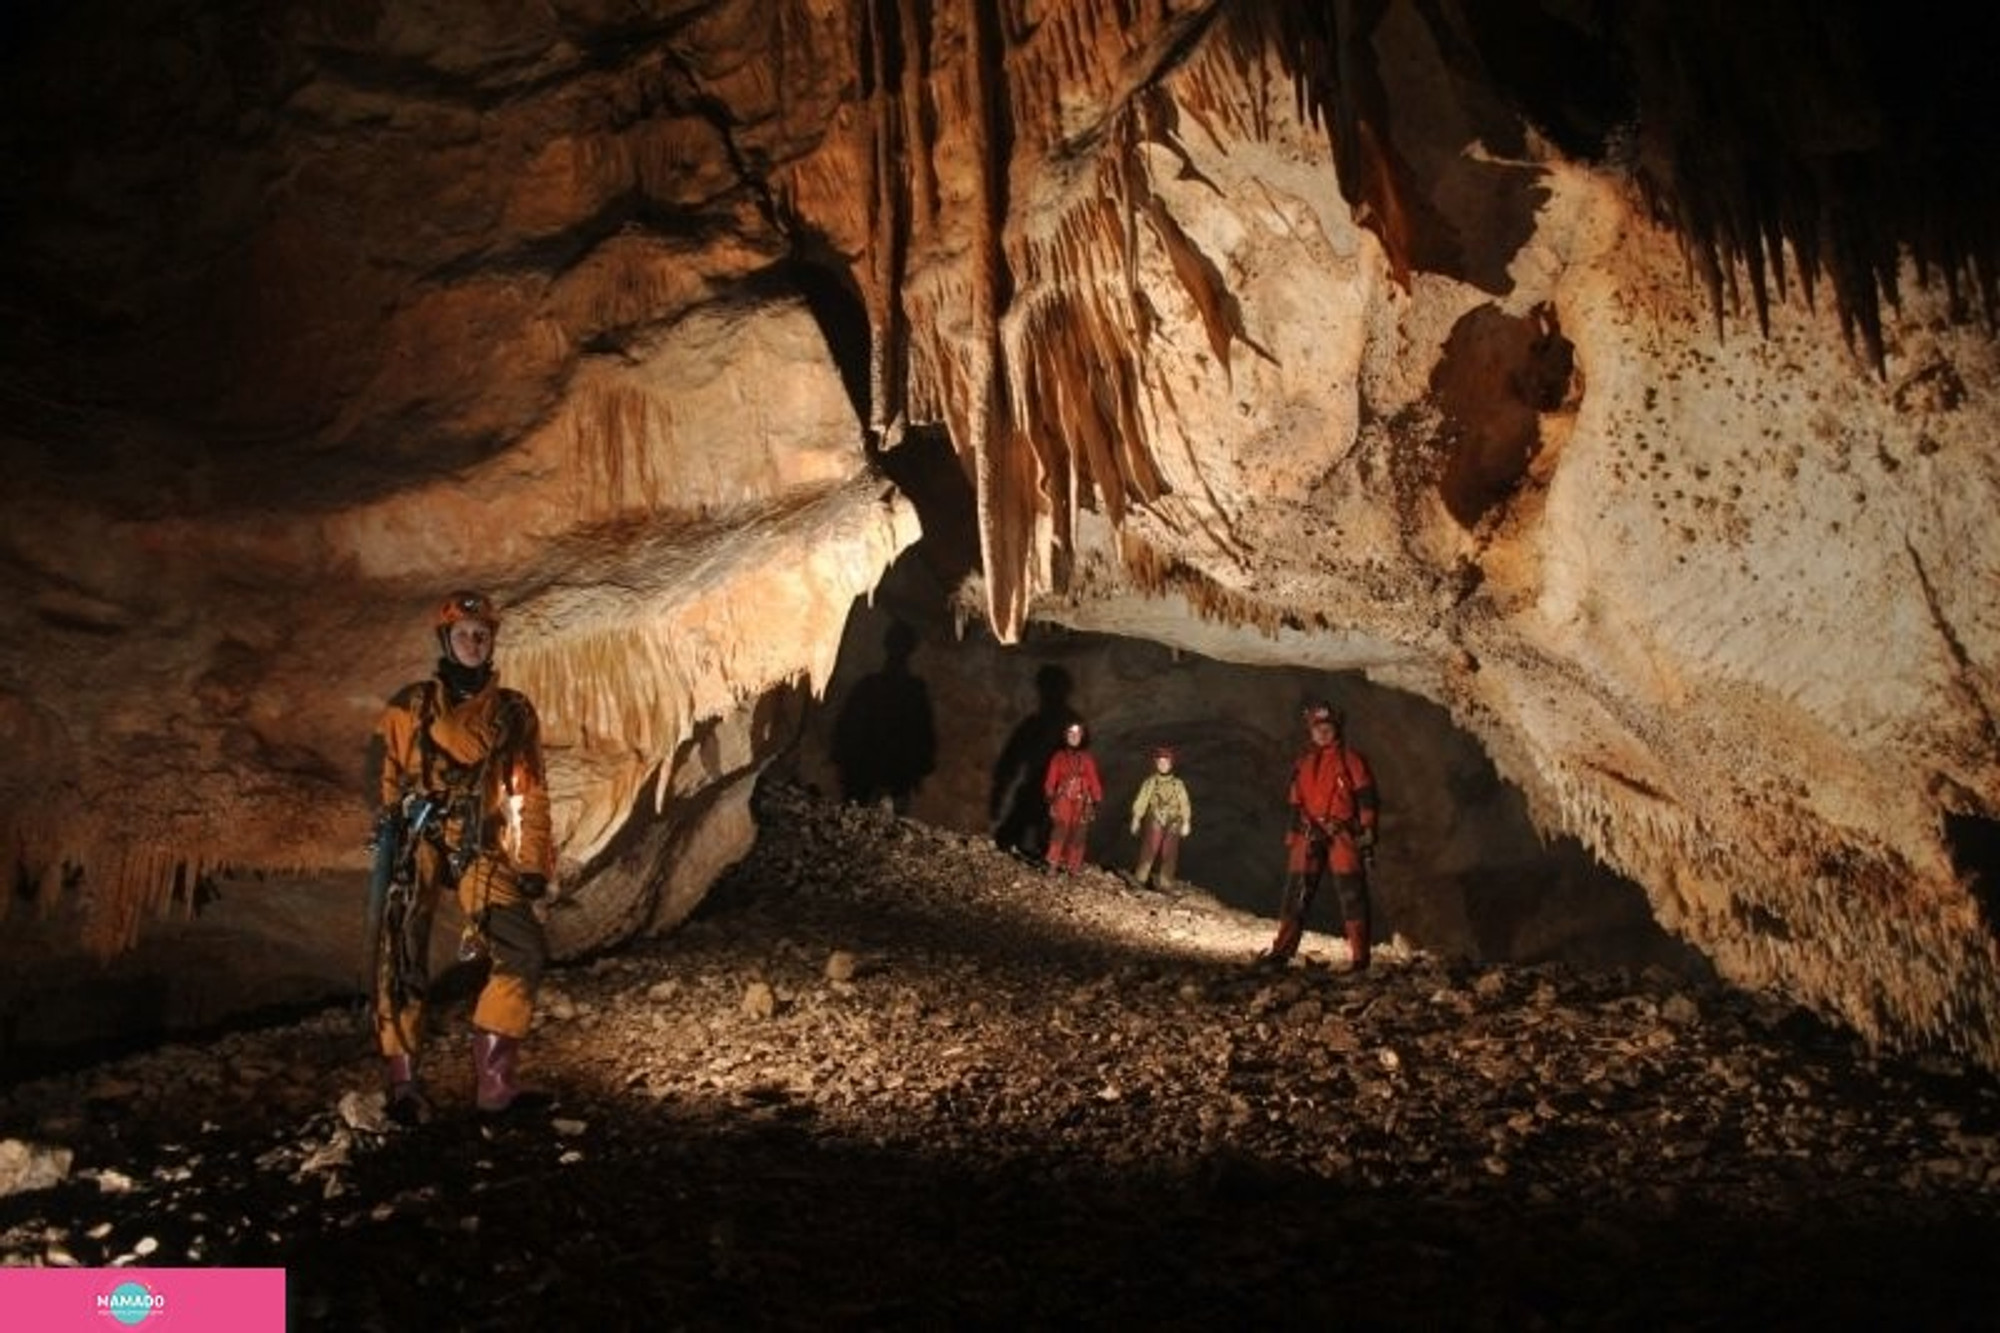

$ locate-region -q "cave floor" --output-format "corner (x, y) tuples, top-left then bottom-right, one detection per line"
(5, 783), (2000, 1330)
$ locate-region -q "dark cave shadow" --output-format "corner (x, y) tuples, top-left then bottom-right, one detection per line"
(988, 663), (1081, 860)
(829, 619), (937, 815)
(93, 1083), (2000, 1333)
(1946, 812), (2000, 950)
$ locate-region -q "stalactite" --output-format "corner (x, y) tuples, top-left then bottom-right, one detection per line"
(860, 0), (935, 444)
(1202, 1), (1999, 374)
(502, 477), (915, 863)
(1531, 742), (2000, 1069)
(963, 0), (1034, 642)
(864, 0), (1231, 641)
(900, 1), (938, 240)
(863, 0), (898, 439)
(1208, 0), (1420, 288)
(1615, 0), (1998, 375)
(1112, 528), (1285, 635)
(903, 3), (1329, 638)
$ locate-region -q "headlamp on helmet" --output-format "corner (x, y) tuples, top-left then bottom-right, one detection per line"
(436, 590), (499, 632)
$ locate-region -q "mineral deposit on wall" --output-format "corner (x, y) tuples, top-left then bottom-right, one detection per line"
(0, 2), (1995, 1068)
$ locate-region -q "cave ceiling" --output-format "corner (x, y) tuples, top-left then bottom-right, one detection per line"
(2, 1), (1998, 1068)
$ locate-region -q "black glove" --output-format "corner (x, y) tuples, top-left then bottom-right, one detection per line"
(1356, 826), (1377, 851)
(516, 873), (549, 901)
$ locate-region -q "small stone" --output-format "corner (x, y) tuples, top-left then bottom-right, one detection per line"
(742, 981), (778, 1019)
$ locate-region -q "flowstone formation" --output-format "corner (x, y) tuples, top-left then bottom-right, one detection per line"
(1, 1), (1996, 1068)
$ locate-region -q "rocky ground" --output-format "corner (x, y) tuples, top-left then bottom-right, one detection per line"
(5, 781), (2000, 1330)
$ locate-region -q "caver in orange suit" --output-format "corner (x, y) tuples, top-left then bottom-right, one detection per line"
(1259, 701), (1379, 969)
(370, 591), (556, 1121)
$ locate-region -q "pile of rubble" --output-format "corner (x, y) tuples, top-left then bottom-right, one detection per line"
(5, 782), (2000, 1328)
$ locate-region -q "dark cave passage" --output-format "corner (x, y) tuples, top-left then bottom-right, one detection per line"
(1948, 811), (2000, 948)
(785, 551), (1711, 982)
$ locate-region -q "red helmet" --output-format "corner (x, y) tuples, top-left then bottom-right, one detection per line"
(1303, 700), (1343, 727)
(1150, 745), (1177, 760)
(436, 590), (499, 632)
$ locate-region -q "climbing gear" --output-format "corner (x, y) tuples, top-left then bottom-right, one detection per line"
(366, 793), (443, 1059)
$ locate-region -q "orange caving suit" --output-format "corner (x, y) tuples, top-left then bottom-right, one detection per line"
(1270, 738), (1379, 964)
(1285, 741), (1377, 878)
(372, 673), (554, 1054)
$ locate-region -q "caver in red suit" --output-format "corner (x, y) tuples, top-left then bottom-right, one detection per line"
(1259, 701), (1379, 970)
(1042, 721), (1104, 872)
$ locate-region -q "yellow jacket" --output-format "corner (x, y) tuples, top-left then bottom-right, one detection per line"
(373, 675), (555, 880)
(1129, 773), (1192, 836)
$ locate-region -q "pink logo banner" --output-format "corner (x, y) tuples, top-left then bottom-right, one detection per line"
(0, 1268), (285, 1330)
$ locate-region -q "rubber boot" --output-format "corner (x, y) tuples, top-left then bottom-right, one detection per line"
(384, 1053), (431, 1126)
(1256, 876), (1312, 966)
(1256, 917), (1302, 968)
(1344, 918), (1372, 972)
(471, 1030), (552, 1115)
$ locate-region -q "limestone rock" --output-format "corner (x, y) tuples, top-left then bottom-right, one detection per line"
(0, 2), (1996, 1075)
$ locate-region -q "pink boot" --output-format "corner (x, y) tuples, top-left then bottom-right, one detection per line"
(471, 1030), (551, 1114)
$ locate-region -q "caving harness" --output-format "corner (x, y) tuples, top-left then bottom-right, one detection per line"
(363, 680), (512, 1054)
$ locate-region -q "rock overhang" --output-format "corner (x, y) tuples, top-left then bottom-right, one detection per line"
(0, 0), (1996, 1069)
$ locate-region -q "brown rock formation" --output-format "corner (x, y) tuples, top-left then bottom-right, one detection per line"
(2, 2), (1997, 1069)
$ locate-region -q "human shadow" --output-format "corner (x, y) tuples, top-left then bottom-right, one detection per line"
(830, 620), (937, 815)
(988, 664), (1080, 859)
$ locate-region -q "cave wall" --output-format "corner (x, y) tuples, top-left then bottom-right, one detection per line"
(0, 0), (1997, 1069)
(0, 0), (922, 965)
(812, 2), (2000, 1063)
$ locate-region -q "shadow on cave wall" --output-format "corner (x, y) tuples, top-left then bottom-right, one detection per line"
(829, 620), (939, 817)
(786, 551), (1713, 981)
(986, 664), (1081, 860)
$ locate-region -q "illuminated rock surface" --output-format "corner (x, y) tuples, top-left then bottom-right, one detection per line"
(1, 1), (1998, 1076)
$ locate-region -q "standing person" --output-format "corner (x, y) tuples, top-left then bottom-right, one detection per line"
(991, 664), (1078, 859)
(369, 590), (557, 1121)
(1042, 720), (1104, 872)
(1258, 700), (1379, 970)
(1128, 745), (1193, 889)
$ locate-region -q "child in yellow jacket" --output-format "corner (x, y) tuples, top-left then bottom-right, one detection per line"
(1128, 745), (1192, 889)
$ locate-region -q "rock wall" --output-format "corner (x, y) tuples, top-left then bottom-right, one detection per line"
(0, 1), (1996, 1069)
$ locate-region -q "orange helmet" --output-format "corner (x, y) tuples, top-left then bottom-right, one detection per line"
(436, 590), (499, 632)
